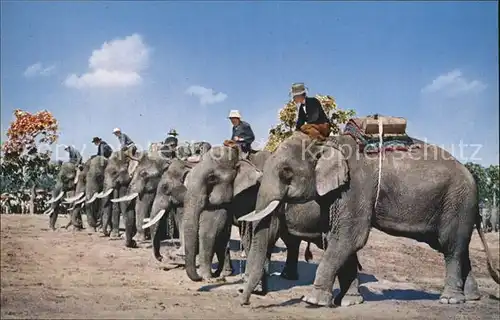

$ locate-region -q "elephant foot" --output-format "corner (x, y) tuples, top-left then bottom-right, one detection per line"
(302, 287), (333, 307)
(135, 234), (148, 243)
(175, 247), (185, 257)
(221, 267), (234, 277)
(280, 267), (299, 280)
(155, 254), (163, 262)
(237, 280), (264, 294)
(464, 276), (481, 301)
(206, 277), (227, 284)
(334, 293), (364, 307)
(109, 231), (121, 240)
(71, 225), (83, 232)
(125, 239), (138, 248)
(439, 289), (465, 304)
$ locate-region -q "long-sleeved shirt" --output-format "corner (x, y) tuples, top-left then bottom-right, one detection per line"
(231, 120), (255, 152)
(67, 146), (83, 165)
(295, 96), (330, 130)
(117, 133), (134, 150)
(97, 141), (113, 158)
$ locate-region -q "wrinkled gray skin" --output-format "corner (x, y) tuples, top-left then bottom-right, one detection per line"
(47, 162), (78, 230)
(181, 147), (271, 282)
(113, 151), (171, 248)
(482, 206), (499, 233)
(240, 131), (500, 307)
(65, 156), (109, 231)
(96, 151), (136, 240)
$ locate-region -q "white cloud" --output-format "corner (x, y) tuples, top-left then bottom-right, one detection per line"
(64, 33), (150, 89)
(421, 69), (486, 97)
(23, 62), (55, 78)
(185, 85), (227, 105)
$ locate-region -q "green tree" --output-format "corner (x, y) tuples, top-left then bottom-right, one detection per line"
(265, 95), (356, 152)
(1, 109), (59, 214)
(485, 164), (499, 207)
(464, 162), (489, 202)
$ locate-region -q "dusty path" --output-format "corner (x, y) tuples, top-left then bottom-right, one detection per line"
(1, 214), (499, 319)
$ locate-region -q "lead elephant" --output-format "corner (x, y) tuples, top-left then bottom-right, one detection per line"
(46, 161), (79, 230)
(238, 131), (500, 307)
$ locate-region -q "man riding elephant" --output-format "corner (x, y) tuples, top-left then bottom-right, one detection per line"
(291, 82), (331, 141)
(160, 129), (179, 159)
(92, 137), (113, 159)
(223, 110), (255, 159)
(112, 127), (137, 174)
(63, 145), (83, 166)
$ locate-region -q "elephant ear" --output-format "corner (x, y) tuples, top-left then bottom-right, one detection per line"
(183, 169), (192, 187)
(315, 145), (349, 197)
(233, 160), (263, 197)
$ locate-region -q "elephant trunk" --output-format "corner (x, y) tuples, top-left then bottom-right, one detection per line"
(240, 183), (285, 305)
(183, 188), (206, 282)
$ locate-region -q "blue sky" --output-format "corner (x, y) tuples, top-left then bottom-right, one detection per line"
(1, 1), (498, 165)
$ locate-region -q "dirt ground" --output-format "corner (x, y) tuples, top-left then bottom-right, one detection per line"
(1, 214), (499, 319)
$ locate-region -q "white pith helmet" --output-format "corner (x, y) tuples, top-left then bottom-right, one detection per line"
(112, 128), (121, 133)
(228, 110), (241, 119)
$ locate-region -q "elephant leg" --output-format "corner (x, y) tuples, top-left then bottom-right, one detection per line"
(279, 232), (300, 280)
(174, 209), (185, 256)
(303, 213), (369, 308)
(49, 206), (60, 230)
(333, 253), (363, 306)
(101, 201), (112, 237)
(110, 201), (121, 238)
(217, 224), (234, 277)
(86, 202), (98, 231)
(122, 201), (137, 248)
(439, 247), (467, 304)
(198, 226), (216, 280)
(70, 205), (83, 230)
(463, 249), (481, 301)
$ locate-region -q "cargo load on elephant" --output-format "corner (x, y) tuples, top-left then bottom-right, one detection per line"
(343, 114), (419, 154)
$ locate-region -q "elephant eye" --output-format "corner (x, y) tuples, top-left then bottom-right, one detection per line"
(206, 173), (218, 185)
(279, 166), (293, 183)
(140, 170), (148, 177)
(161, 184), (169, 194)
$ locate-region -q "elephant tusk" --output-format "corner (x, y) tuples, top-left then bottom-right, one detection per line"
(86, 192), (100, 204)
(47, 191), (64, 204)
(44, 208), (54, 215)
(64, 192), (85, 203)
(111, 192), (138, 203)
(238, 200), (280, 222)
(96, 188), (113, 199)
(75, 196), (87, 205)
(142, 209), (165, 229)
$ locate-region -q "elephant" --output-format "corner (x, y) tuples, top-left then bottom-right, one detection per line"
(64, 156), (109, 231)
(94, 151), (138, 239)
(111, 150), (171, 247)
(46, 161), (79, 230)
(177, 146), (285, 283)
(482, 205), (499, 233)
(238, 131), (500, 307)
(142, 156), (234, 279)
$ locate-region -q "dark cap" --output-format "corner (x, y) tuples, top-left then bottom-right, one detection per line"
(92, 137), (101, 143)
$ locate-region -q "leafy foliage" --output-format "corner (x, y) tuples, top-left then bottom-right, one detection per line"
(0, 109), (60, 213)
(465, 162), (499, 207)
(265, 95), (356, 152)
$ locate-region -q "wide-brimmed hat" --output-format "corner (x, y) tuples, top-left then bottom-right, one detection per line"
(167, 129), (179, 136)
(290, 82), (307, 97)
(228, 110), (241, 119)
(112, 127), (121, 134)
(92, 137), (101, 143)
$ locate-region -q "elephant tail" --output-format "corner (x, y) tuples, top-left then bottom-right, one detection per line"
(476, 211), (500, 284)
